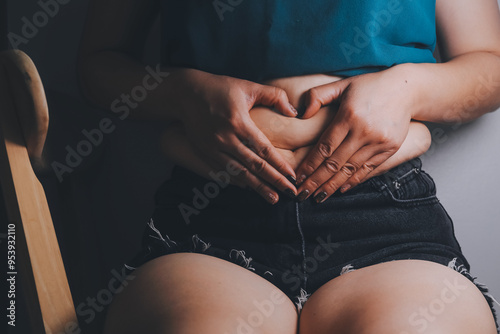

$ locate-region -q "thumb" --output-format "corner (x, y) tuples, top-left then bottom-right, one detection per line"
(253, 85), (298, 117)
(302, 78), (352, 119)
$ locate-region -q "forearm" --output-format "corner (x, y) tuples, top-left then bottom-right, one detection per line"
(78, 51), (185, 122)
(160, 123), (215, 177)
(404, 52), (500, 124)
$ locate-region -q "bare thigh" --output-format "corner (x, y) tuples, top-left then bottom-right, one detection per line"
(299, 260), (496, 334)
(103, 253), (298, 334)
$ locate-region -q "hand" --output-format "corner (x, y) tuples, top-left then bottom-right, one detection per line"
(172, 68), (299, 204)
(295, 66), (417, 202)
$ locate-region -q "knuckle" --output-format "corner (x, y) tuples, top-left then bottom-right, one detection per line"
(300, 160), (317, 176)
(348, 174), (363, 186)
(325, 179), (341, 192)
(304, 160), (316, 171)
(380, 140), (399, 154)
(243, 136), (258, 149)
(341, 163), (357, 177)
(308, 88), (319, 101)
(343, 106), (359, 122)
(231, 117), (250, 134)
(213, 132), (226, 144)
(379, 133), (393, 145)
(360, 124), (375, 137)
(318, 141), (334, 159)
(213, 134), (231, 150)
(250, 159), (267, 174)
(274, 87), (287, 101)
(361, 162), (376, 173)
(236, 166), (249, 179)
(307, 178), (322, 190)
(387, 140), (400, 151)
(255, 144), (272, 159)
(375, 130), (398, 148)
(225, 113), (239, 126)
(324, 159), (341, 174)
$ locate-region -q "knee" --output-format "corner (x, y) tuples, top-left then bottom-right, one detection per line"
(399, 261), (495, 332)
(352, 302), (497, 334)
(345, 263), (497, 333)
(300, 260), (497, 334)
(104, 253), (299, 334)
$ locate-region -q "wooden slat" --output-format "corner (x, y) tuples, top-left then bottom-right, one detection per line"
(0, 56), (77, 333)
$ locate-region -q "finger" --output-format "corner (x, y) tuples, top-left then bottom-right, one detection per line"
(162, 124), (250, 188)
(355, 122), (431, 184)
(302, 78), (351, 119)
(229, 133), (298, 196)
(341, 151), (395, 191)
(197, 119), (297, 196)
(358, 146), (420, 183)
(313, 149), (393, 203)
(200, 150), (249, 189)
(213, 152), (282, 204)
(295, 118), (349, 186)
(254, 85), (298, 117)
(235, 119), (298, 189)
(296, 135), (359, 202)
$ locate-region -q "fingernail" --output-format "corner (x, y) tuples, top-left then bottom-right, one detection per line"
(285, 189), (296, 199)
(340, 184), (351, 193)
(289, 104), (298, 116)
(287, 175), (297, 186)
(297, 190), (310, 202)
(297, 174), (307, 185)
(266, 193), (278, 205)
(297, 105), (306, 118)
(314, 192), (328, 204)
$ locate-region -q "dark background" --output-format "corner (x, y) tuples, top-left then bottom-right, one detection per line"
(2, 1), (171, 333)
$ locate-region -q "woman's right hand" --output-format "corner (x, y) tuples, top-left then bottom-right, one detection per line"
(170, 68), (299, 204)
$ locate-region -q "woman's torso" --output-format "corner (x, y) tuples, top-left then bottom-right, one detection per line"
(161, 0), (437, 81)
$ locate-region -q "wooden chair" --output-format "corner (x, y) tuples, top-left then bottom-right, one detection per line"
(0, 50), (78, 333)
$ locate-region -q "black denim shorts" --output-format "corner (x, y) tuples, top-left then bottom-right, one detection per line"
(126, 158), (498, 330)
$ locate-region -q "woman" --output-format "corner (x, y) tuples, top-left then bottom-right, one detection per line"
(78, 0), (500, 333)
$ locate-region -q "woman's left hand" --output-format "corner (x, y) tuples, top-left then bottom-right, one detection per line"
(296, 66), (417, 202)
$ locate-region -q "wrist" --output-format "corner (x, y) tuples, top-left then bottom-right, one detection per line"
(391, 63), (426, 120)
(164, 67), (205, 123)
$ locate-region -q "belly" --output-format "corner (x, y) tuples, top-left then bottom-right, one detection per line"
(263, 74), (343, 107)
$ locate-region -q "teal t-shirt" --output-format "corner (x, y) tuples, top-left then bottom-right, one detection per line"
(161, 0), (436, 81)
